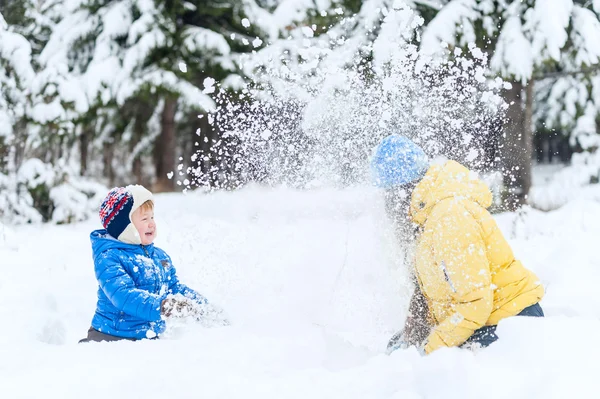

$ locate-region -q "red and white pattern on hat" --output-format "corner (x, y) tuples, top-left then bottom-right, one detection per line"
(99, 187), (132, 228)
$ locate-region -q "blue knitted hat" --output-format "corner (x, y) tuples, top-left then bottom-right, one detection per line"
(370, 135), (429, 188)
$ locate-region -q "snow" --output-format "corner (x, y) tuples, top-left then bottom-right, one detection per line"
(23, 0), (234, 136)
(252, 0), (334, 38)
(0, 11), (35, 137)
(372, 4), (423, 67)
(203, 77), (216, 94)
(3, 1), (600, 395)
(1, 183), (600, 398)
(0, 173), (43, 224)
(116, 69), (216, 111)
(49, 177), (107, 224)
(529, 150), (600, 211)
(17, 158), (56, 188)
(235, 2), (504, 189)
(127, 1), (157, 44)
(573, 103), (600, 150)
(183, 27), (231, 55)
(526, 0), (572, 63)
(0, 111), (11, 137)
(0, 30), (35, 86)
(539, 76), (585, 131)
(121, 28), (167, 78)
(222, 74), (246, 90)
(420, 0), (478, 55)
(101, 1), (132, 40)
(490, 16), (533, 82)
(570, 5), (600, 67)
(29, 101), (67, 124)
(38, 9), (95, 69)
(1, 158), (107, 225)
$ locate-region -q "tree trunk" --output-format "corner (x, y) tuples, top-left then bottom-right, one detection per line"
(103, 142), (115, 186)
(500, 80), (533, 210)
(131, 101), (154, 186)
(0, 137), (8, 174)
(132, 151), (143, 184)
(13, 120), (27, 171)
(80, 126), (92, 176)
(154, 96), (178, 192)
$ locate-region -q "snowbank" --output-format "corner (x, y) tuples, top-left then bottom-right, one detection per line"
(1, 185), (599, 398)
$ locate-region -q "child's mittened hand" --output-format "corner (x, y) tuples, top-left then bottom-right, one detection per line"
(160, 294), (230, 327)
(386, 339), (411, 355)
(161, 295), (199, 318)
(386, 328), (408, 354)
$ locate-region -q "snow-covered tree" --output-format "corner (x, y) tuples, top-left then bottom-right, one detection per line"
(0, 9), (39, 223)
(35, 0), (268, 190)
(1, 0), (279, 224)
(2, 5), (105, 225)
(0, 9), (35, 172)
(420, 0), (600, 208)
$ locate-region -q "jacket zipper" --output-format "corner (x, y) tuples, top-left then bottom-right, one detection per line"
(440, 261), (457, 293)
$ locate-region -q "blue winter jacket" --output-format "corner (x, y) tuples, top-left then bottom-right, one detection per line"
(90, 229), (207, 339)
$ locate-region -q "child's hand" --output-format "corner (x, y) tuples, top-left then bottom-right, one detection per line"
(387, 339), (411, 355)
(161, 293), (230, 327)
(387, 329), (412, 354)
(161, 295), (198, 318)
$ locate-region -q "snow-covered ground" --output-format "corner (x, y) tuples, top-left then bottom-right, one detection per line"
(1, 183), (600, 398)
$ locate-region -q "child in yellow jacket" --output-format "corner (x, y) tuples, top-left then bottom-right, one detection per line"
(371, 135), (545, 354)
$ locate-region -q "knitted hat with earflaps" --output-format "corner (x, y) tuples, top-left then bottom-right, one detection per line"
(99, 185), (154, 244)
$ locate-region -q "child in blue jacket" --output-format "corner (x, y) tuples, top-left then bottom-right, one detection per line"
(80, 185), (223, 343)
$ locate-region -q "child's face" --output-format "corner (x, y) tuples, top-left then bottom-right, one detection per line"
(131, 207), (156, 245)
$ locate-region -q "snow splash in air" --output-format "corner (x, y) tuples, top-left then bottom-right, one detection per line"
(188, 2), (507, 190)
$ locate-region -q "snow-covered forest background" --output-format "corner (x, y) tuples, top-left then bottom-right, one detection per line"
(4, 3), (600, 398)
(1, 0), (600, 224)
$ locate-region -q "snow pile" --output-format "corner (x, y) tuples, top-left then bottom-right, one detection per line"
(529, 152), (600, 211)
(1, 184), (599, 398)
(0, 220), (18, 251)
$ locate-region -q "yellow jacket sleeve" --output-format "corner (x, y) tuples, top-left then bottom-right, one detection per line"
(423, 210), (493, 354)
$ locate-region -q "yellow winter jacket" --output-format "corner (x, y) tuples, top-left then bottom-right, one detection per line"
(409, 161), (544, 354)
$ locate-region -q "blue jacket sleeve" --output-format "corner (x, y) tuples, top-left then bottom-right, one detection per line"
(95, 253), (164, 321)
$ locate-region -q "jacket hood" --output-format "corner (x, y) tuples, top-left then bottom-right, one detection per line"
(409, 160), (492, 225)
(90, 229), (155, 260)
